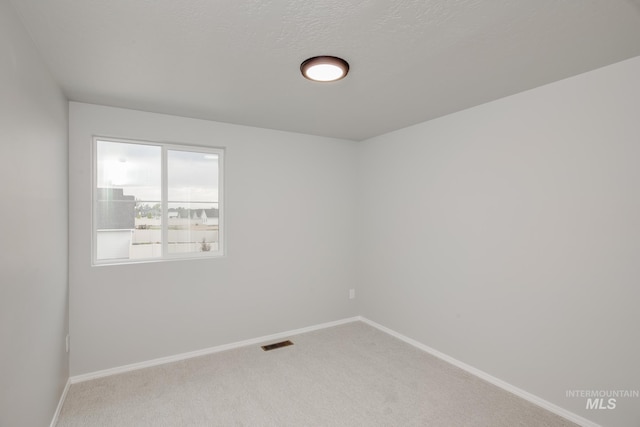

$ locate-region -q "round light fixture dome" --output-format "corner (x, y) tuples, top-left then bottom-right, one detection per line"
(301, 56), (349, 82)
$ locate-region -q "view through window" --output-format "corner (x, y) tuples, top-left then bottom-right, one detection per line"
(94, 138), (223, 264)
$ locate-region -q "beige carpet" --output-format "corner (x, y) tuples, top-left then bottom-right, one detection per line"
(57, 321), (577, 426)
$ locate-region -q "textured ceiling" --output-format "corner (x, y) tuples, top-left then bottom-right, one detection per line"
(10, 0), (640, 141)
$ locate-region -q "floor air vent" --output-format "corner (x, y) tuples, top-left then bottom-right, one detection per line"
(261, 340), (293, 351)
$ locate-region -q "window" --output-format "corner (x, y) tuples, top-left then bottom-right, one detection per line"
(93, 137), (224, 264)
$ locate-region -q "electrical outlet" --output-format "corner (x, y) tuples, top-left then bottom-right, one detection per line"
(349, 289), (355, 299)
(66, 334), (69, 353)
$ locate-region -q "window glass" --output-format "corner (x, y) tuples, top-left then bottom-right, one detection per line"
(167, 150), (220, 255)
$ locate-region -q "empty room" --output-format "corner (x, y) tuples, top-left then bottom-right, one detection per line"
(1, 0), (639, 426)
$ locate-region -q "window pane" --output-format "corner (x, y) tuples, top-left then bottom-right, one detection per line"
(167, 150), (219, 255)
(96, 141), (161, 260)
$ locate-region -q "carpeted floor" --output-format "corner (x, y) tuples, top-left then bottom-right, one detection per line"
(57, 321), (577, 426)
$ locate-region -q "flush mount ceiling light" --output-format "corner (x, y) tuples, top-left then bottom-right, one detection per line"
(300, 56), (349, 82)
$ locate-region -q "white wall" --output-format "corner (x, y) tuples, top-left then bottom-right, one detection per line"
(0, 0), (69, 425)
(358, 56), (640, 427)
(69, 102), (358, 375)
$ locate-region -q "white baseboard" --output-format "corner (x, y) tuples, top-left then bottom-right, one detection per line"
(49, 378), (71, 427)
(358, 317), (599, 427)
(70, 316), (360, 384)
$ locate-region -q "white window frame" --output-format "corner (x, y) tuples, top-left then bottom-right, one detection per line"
(92, 136), (225, 265)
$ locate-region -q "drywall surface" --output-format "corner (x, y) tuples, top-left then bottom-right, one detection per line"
(69, 103), (358, 375)
(0, 1), (69, 426)
(358, 56), (640, 427)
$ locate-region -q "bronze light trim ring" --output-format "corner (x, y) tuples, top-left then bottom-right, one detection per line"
(300, 56), (350, 82)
